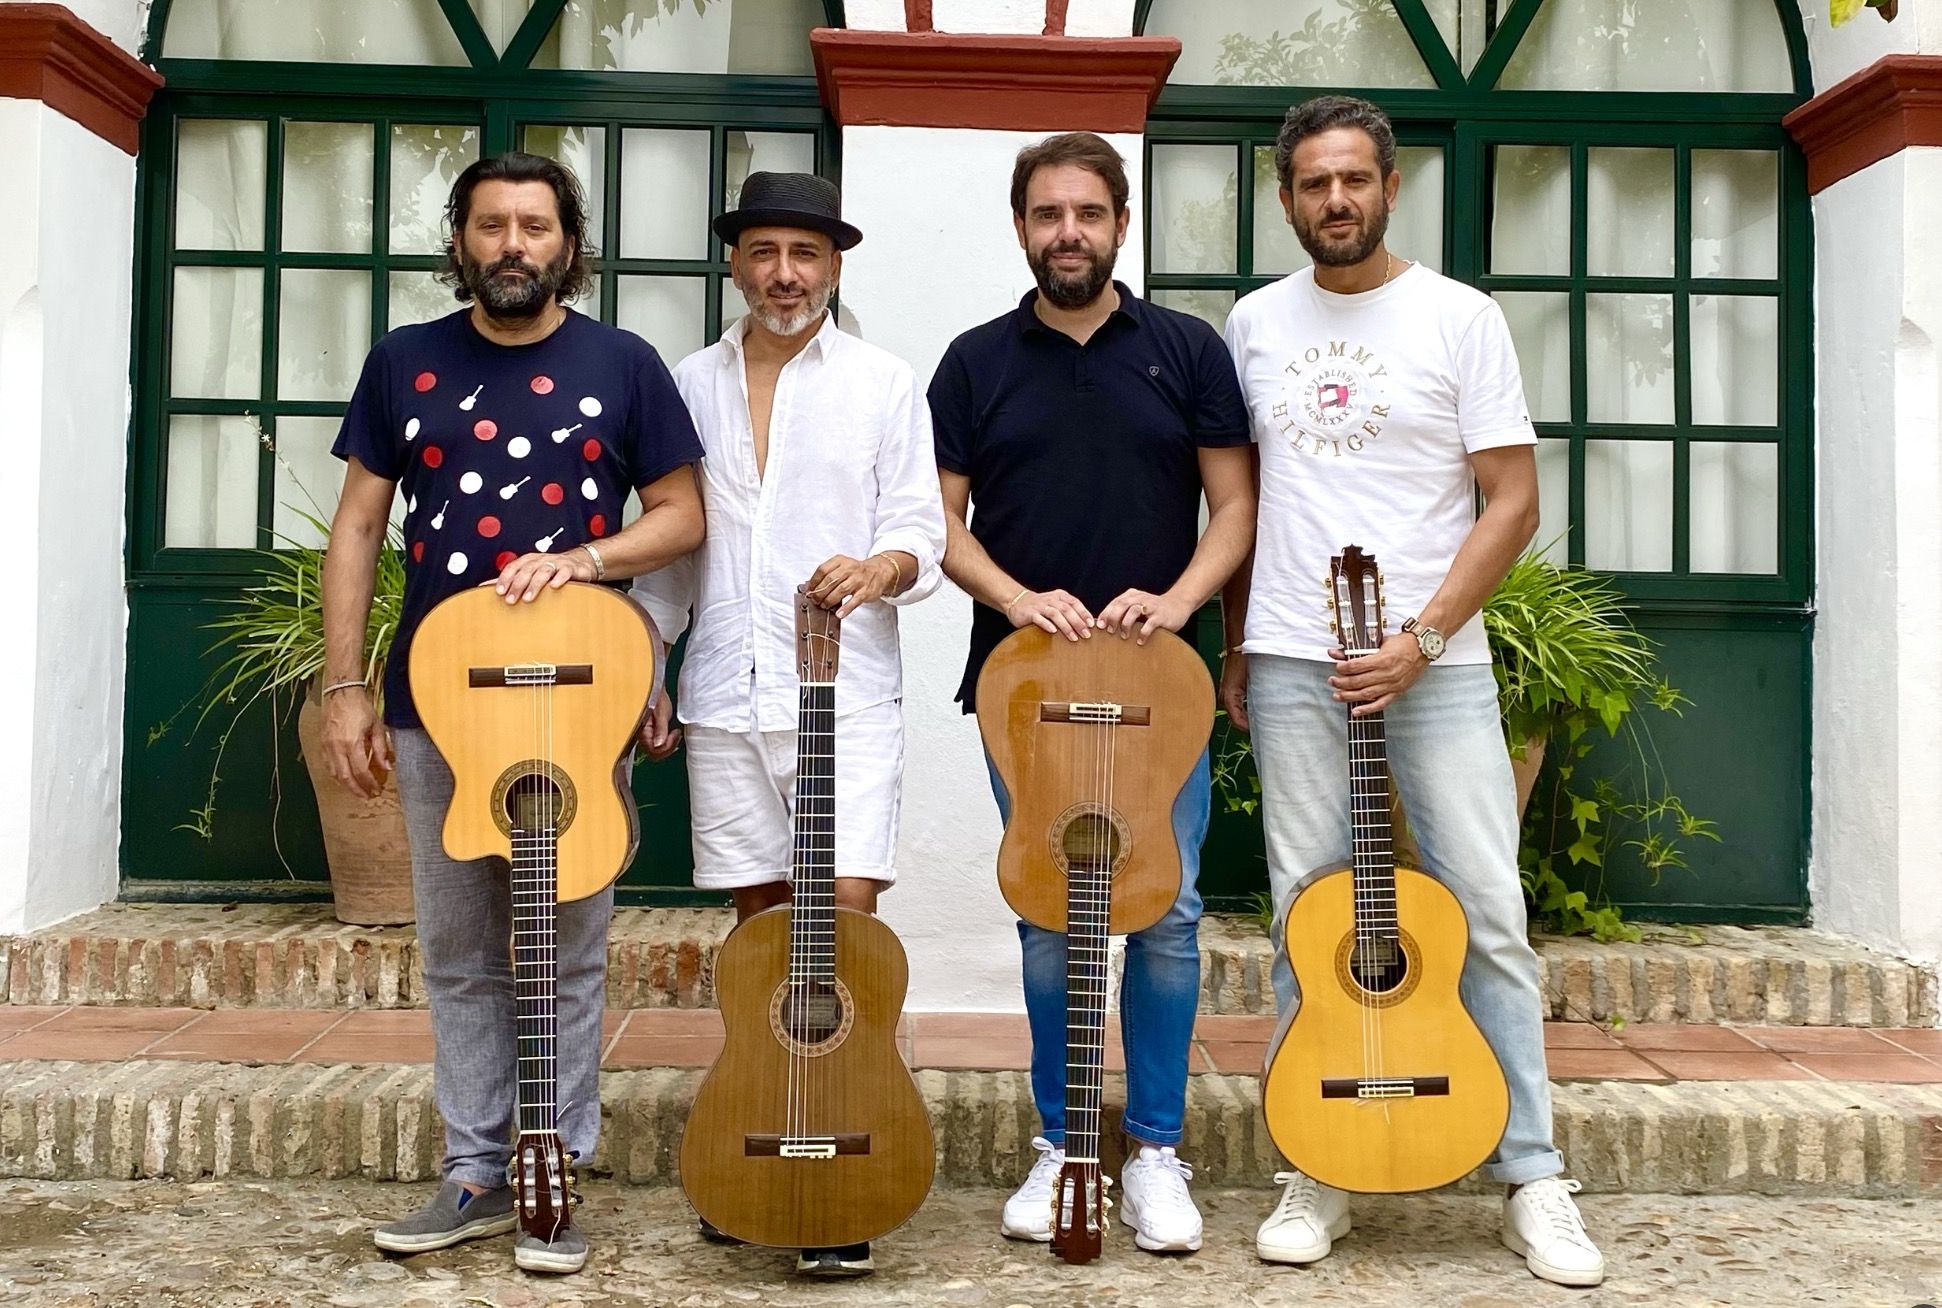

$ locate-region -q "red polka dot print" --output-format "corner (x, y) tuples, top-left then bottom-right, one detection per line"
(477, 516), (502, 539)
(581, 438), (602, 462)
(530, 375), (555, 395)
(422, 446), (444, 468)
(495, 550), (517, 571)
(541, 482), (565, 506)
(589, 514), (608, 538)
(473, 419), (497, 441)
(414, 372), (437, 393)
(411, 540), (425, 563)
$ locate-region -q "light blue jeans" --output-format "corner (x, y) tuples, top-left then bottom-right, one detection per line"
(987, 751), (1211, 1148)
(1244, 656), (1563, 1184)
(393, 727), (613, 1188)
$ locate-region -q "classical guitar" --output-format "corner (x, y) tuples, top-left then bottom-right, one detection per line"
(408, 580), (660, 1250)
(976, 627), (1213, 1263)
(679, 586), (934, 1250)
(1260, 546), (1509, 1194)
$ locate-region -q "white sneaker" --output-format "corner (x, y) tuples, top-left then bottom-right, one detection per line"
(1000, 1136), (1064, 1241)
(1118, 1145), (1202, 1253)
(1255, 1169), (1351, 1264)
(1501, 1177), (1606, 1287)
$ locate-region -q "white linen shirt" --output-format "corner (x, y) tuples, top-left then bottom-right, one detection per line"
(632, 314), (946, 732)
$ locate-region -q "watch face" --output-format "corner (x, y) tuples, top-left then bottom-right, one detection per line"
(1420, 629), (1446, 660)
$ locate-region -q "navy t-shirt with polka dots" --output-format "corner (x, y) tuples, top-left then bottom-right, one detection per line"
(332, 307), (702, 728)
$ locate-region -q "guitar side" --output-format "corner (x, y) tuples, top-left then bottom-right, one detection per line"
(680, 906), (936, 1249)
(1262, 866), (1510, 1194)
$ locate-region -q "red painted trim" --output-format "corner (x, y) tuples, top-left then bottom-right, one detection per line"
(1044, 0), (1070, 38)
(810, 29), (1181, 134)
(1784, 54), (1942, 194)
(904, 0), (933, 34)
(0, 4), (161, 155)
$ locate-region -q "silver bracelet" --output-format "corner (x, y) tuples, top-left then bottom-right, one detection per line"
(580, 541), (606, 582)
(321, 680), (368, 696)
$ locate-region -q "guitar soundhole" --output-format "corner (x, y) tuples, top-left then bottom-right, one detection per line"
(493, 760), (578, 837)
(1349, 936), (1408, 994)
(1048, 804), (1130, 877)
(769, 978), (856, 1057)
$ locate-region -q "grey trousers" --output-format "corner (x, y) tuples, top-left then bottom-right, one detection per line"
(392, 727), (613, 1188)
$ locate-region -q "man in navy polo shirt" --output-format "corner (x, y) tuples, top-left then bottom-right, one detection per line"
(930, 131), (1256, 1254)
(319, 152), (704, 1275)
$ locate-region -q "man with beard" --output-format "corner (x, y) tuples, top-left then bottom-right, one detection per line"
(632, 173), (945, 1278)
(320, 152), (705, 1275)
(1219, 97), (1605, 1286)
(930, 132), (1255, 1254)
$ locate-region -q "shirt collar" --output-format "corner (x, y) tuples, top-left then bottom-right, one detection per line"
(1013, 280), (1145, 338)
(721, 309), (841, 361)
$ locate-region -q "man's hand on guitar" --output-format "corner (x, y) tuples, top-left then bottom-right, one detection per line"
(1007, 589), (1094, 641)
(493, 547), (597, 604)
(1220, 651), (1250, 732)
(807, 553), (897, 617)
(640, 687), (682, 760)
(321, 688), (394, 799)
(1096, 587), (1194, 645)
(1329, 633), (1430, 716)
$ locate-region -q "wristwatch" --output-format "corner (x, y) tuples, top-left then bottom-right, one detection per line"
(1401, 616), (1446, 662)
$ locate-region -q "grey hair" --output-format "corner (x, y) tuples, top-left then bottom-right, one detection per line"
(1273, 95), (1399, 191)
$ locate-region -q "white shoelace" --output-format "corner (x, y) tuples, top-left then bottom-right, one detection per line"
(1518, 1177), (1594, 1246)
(1128, 1150), (1195, 1211)
(1016, 1136), (1065, 1204)
(1269, 1170), (1323, 1221)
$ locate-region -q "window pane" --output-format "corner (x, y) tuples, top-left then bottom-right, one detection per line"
(165, 415), (258, 549)
(163, 0), (469, 64)
(1150, 144), (1237, 276)
(1587, 148), (1673, 278)
(1534, 436), (1570, 564)
(1691, 295), (1778, 427)
(727, 131), (817, 211)
(1151, 288), (1236, 335)
(389, 271), (457, 330)
(271, 416), (350, 549)
(1494, 292), (1570, 424)
(280, 269), (372, 402)
(471, 0), (535, 51)
(1587, 293), (1674, 425)
(1693, 150), (1779, 280)
(520, 125), (608, 251)
(1251, 146), (1305, 277)
(1146, 0), (1435, 88)
(1501, 0), (1792, 93)
(176, 120), (266, 252)
(282, 121), (375, 255)
(1584, 439), (1671, 572)
(621, 129), (711, 261)
(171, 267), (263, 400)
(617, 276), (706, 367)
(391, 125), (481, 254)
(1490, 145), (1569, 276)
(534, 0), (821, 75)
(1392, 145), (1445, 274)
(1690, 442), (1778, 574)
(1423, 0), (1490, 74)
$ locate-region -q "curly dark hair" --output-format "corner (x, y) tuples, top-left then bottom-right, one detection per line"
(1010, 132), (1130, 218)
(439, 152), (598, 304)
(1273, 96), (1398, 192)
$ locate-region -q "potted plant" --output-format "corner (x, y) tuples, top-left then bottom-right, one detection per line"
(176, 505), (415, 925)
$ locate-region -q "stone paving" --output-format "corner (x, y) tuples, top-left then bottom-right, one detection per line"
(0, 1178), (1936, 1308)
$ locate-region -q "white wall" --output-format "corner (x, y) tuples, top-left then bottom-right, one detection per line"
(0, 0), (146, 52)
(1798, 0), (1942, 88)
(841, 125), (1146, 1010)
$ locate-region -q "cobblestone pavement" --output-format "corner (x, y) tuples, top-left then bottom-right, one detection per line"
(0, 1180), (1935, 1308)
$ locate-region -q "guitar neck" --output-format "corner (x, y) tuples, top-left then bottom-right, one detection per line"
(791, 680), (837, 985)
(512, 822), (560, 1137)
(1064, 853), (1109, 1164)
(1347, 704), (1399, 941)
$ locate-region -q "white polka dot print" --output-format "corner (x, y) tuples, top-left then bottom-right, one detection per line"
(579, 396), (603, 418)
(405, 418), (420, 441)
(580, 477), (599, 501)
(446, 552), (469, 575)
(459, 471), (484, 495)
(507, 436), (531, 459)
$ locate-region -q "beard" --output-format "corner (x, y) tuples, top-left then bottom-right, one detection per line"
(461, 248), (570, 319)
(745, 279), (834, 338)
(1294, 201), (1392, 268)
(1030, 239), (1117, 310)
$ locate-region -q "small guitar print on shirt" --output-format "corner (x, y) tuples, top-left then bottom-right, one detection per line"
(501, 476), (533, 501)
(429, 500), (450, 530)
(460, 384), (484, 412)
(536, 526), (567, 552)
(551, 423), (583, 444)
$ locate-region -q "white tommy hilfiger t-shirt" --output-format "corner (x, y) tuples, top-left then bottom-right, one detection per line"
(1224, 264), (1537, 665)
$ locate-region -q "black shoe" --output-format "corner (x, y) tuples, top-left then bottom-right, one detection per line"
(697, 1215), (744, 1246)
(796, 1242), (873, 1278)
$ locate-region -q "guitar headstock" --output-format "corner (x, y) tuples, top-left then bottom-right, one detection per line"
(795, 584), (841, 683)
(511, 1131), (577, 1244)
(1327, 545), (1386, 658)
(1049, 1159), (1109, 1264)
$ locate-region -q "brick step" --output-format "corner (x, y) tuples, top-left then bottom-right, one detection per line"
(1, 1056), (1936, 1196)
(8, 904), (1936, 1027)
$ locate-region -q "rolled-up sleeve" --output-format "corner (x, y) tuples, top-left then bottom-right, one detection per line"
(870, 364), (948, 607)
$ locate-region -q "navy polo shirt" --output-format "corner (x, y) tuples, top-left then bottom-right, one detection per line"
(929, 282), (1250, 709)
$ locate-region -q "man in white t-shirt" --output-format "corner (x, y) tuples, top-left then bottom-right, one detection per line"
(1219, 96), (1605, 1288)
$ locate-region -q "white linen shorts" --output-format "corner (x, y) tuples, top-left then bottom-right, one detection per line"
(682, 699), (904, 890)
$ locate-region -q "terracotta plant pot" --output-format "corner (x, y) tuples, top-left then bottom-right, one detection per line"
(1390, 734), (1546, 870)
(296, 682), (416, 925)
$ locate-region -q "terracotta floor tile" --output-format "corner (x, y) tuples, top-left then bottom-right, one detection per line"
(1647, 1051), (1818, 1081)
(0, 1006), (68, 1034)
(620, 1009), (724, 1037)
(1881, 1029), (1942, 1056)
(0, 1029), (176, 1060)
(170, 1010), (346, 1038)
(602, 1010), (628, 1038)
(1738, 1026), (1900, 1054)
(603, 1035), (724, 1069)
(1790, 1052), (1942, 1084)
(295, 1030), (434, 1064)
(315, 1010), (434, 1036)
(1613, 1023), (1760, 1052)
(1543, 1022), (1618, 1049)
(910, 1036), (1034, 1072)
(1198, 1041), (1268, 1076)
(1194, 1014), (1279, 1042)
(1542, 1048), (1668, 1081)
(42, 1007), (202, 1033)
(142, 1010), (345, 1063)
(908, 1013), (1030, 1040)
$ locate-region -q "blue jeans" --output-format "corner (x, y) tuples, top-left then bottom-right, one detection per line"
(1243, 656), (1562, 1184)
(986, 750), (1210, 1148)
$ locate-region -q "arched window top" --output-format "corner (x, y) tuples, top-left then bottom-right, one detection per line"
(1499, 0), (1794, 93)
(1144, 0), (1438, 90)
(530, 0), (825, 76)
(161, 0), (472, 65)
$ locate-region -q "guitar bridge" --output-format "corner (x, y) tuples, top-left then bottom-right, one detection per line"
(470, 663), (594, 687)
(1039, 701), (1151, 726)
(1320, 1076), (1451, 1099)
(744, 1133), (871, 1159)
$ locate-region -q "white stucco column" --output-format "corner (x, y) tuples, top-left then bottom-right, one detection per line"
(0, 1), (155, 932)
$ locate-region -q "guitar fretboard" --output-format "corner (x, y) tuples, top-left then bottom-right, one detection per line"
(790, 681), (837, 985)
(512, 821), (560, 1137)
(1347, 697), (1399, 943)
(1064, 846), (1110, 1164)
